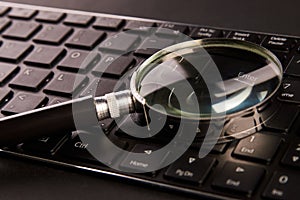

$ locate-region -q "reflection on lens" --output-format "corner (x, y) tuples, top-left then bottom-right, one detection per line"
(134, 39), (282, 120)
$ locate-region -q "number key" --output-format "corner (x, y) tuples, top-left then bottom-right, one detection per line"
(65, 29), (106, 50)
(233, 133), (282, 163)
(34, 25), (73, 45)
(64, 14), (94, 27)
(99, 33), (140, 53)
(8, 8), (37, 19)
(93, 17), (124, 30)
(2, 21), (41, 40)
(35, 11), (65, 23)
(263, 171), (300, 199)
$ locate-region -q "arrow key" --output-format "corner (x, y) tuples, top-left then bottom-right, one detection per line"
(282, 139), (300, 168)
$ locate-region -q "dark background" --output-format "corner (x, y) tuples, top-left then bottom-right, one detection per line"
(3, 0), (300, 36)
(0, 0), (300, 199)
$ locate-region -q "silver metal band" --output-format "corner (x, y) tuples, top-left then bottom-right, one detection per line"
(94, 90), (135, 121)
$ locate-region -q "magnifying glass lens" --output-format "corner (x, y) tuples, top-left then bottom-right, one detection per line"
(133, 39), (282, 120)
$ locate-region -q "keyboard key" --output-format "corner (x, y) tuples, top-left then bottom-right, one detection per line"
(35, 11), (65, 23)
(134, 36), (174, 56)
(263, 171), (300, 199)
(0, 41), (33, 63)
(262, 103), (299, 132)
(58, 50), (100, 73)
(156, 24), (189, 36)
(80, 78), (117, 97)
(0, 6), (10, 16)
(43, 72), (88, 97)
(2, 21), (41, 40)
(278, 78), (300, 103)
(123, 21), (155, 33)
(60, 134), (127, 165)
(22, 135), (68, 155)
(60, 135), (99, 163)
(0, 63), (19, 85)
(0, 18), (11, 33)
(64, 14), (94, 27)
(92, 55), (134, 78)
(93, 17), (124, 30)
(99, 33), (140, 52)
(65, 29), (106, 50)
(212, 162), (265, 196)
(228, 31), (262, 43)
(9, 67), (53, 91)
(233, 133), (282, 163)
(8, 8), (37, 19)
(48, 97), (69, 106)
(190, 27), (223, 39)
(225, 116), (256, 139)
(0, 89), (13, 106)
(34, 25), (73, 45)
(281, 138), (300, 168)
(24, 46), (66, 68)
(164, 154), (216, 184)
(1, 92), (47, 115)
(120, 144), (168, 173)
(262, 36), (296, 52)
(285, 54), (300, 77)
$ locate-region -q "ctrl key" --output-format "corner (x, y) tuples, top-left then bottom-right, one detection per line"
(60, 134), (127, 166)
(263, 171), (300, 200)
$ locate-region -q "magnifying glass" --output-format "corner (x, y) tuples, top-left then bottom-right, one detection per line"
(0, 38), (282, 146)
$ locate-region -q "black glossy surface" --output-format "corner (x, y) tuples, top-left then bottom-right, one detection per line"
(0, 1), (299, 200)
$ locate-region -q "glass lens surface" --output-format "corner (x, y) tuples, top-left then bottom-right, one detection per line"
(133, 39), (282, 120)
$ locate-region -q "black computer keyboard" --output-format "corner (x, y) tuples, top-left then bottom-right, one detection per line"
(0, 2), (300, 200)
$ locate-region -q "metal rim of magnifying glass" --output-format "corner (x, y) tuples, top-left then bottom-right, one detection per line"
(130, 38), (283, 121)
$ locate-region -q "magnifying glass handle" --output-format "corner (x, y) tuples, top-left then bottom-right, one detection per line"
(0, 90), (135, 146)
